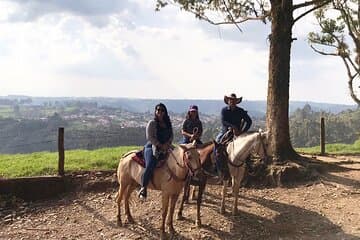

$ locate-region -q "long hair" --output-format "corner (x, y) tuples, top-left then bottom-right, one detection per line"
(186, 111), (200, 120)
(154, 103), (172, 130)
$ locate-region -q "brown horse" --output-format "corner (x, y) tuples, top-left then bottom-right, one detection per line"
(220, 130), (268, 215)
(177, 140), (230, 227)
(115, 142), (202, 240)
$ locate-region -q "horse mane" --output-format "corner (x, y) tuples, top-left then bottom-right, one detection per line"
(229, 132), (260, 161)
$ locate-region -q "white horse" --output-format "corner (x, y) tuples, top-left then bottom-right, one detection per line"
(220, 130), (268, 215)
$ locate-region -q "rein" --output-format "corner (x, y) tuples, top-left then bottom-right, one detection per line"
(167, 147), (201, 182)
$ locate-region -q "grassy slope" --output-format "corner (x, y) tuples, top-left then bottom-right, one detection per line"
(0, 146), (140, 178)
(296, 139), (360, 155)
(1, 140), (360, 178)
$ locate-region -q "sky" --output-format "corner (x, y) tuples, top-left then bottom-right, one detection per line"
(0, 0), (356, 105)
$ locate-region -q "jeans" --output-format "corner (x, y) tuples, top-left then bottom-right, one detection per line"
(215, 130), (226, 143)
(141, 143), (158, 188)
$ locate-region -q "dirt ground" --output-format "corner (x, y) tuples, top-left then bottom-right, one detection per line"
(1, 155), (360, 240)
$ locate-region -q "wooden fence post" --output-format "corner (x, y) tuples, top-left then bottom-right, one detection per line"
(58, 127), (65, 176)
(320, 117), (325, 155)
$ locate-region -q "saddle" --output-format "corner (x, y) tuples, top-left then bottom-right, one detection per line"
(131, 149), (168, 168)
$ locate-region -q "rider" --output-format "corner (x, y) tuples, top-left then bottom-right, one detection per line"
(216, 93), (252, 142)
(180, 105), (203, 145)
(138, 103), (173, 200)
(214, 93), (252, 176)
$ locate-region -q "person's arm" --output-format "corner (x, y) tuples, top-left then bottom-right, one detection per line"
(242, 111), (252, 132)
(181, 120), (193, 138)
(197, 121), (203, 139)
(146, 120), (160, 146)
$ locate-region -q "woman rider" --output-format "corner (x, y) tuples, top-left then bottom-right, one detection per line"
(180, 105), (203, 145)
(138, 103), (173, 200)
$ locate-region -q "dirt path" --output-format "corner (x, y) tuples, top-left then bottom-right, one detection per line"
(1, 155), (360, 240)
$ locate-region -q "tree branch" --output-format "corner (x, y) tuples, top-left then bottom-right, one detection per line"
(293, 0), (331, 24)
(184, 7), (268, 26)
(293, 0), (330, 10)
(222, 0), (243, 32)
(310, 45), (338, 56)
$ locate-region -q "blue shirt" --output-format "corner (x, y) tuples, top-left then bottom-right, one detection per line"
(220, 106), (252, 132)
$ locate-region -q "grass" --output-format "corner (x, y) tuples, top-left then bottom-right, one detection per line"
(296, 139), (360, 155)
(2, 140), (360, 178)
(0, 146), (140, 178)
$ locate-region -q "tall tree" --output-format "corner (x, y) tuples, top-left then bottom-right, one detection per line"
(156, 0), (331, 162)
(308, 0), (360, 105)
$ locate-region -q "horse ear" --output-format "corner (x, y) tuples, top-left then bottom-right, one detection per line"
(191, 140), (197, 146)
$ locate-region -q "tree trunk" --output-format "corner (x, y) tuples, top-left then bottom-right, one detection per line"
(266, 0), (298, 162)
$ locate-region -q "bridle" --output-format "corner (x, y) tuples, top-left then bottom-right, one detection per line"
(227, 132), (268, 168)
(168, 146), (202, 181)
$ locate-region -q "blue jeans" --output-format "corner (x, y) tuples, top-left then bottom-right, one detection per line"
(216, 130), (226, 143)
(141, 143), (158, 188)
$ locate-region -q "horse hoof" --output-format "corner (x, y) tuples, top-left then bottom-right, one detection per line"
(117, 219), (122, 227)
(195, 220), (202, 228)
(126, 217), (135, 224)
(220, 208), (225, 214)
(177, 214), (184, 220)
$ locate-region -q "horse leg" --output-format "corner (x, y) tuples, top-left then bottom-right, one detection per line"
(116, 182), (127, 226)
(220, 180), (227, 214)
(124, 183), (136, 224)
(231, 166), (246, 215)
(167, 193), (179, 237)
(232, 179), (241, 215)
(160, 192), (170, 240)
(177, 182), (188, 220)
(196, 179), (206, 227)
(190, 185), (197, 200)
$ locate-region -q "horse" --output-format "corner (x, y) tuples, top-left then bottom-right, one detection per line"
(176, 140), (230, 227)
(115, 142), (202, 240)
(220, 130), (268, 215)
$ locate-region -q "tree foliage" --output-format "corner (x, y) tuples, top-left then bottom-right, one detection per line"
(309, 0), (360, 105)
(155, 0), (332, 162)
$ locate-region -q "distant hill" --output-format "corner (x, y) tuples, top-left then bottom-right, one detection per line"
(0, 96), (356, 118)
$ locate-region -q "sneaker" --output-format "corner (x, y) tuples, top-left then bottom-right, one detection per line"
(138, 187), (147, 200)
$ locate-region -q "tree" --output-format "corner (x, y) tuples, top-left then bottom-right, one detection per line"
(156, 0), (331, 162)
(308, 0), (360, 105)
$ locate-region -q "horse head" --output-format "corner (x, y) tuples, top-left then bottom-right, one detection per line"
(179, 141), (202, 176)
(228, 130), (269, 164)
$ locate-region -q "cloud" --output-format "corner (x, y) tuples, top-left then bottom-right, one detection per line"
(3, 0), (137, 27)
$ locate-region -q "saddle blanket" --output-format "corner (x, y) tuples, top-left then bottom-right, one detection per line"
(131, 150), (166, 168)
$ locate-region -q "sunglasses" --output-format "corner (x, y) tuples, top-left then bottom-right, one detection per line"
(156, 108), (165, 112)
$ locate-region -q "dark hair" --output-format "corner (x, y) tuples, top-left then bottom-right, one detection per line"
(186, 105), (200, 120)
(154, 103), (172, 129)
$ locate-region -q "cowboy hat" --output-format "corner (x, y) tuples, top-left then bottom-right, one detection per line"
(224, 93), (242, 104)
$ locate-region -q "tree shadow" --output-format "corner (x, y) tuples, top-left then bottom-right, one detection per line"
(205, 194), (357, 239)
(320, 172), (360, 189)
(78, 201), (117, 228)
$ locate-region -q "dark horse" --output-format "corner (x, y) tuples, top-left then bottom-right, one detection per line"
(177, 140), (230, 227)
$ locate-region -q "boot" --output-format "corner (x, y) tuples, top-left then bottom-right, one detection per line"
(138, 187), (147, 200)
